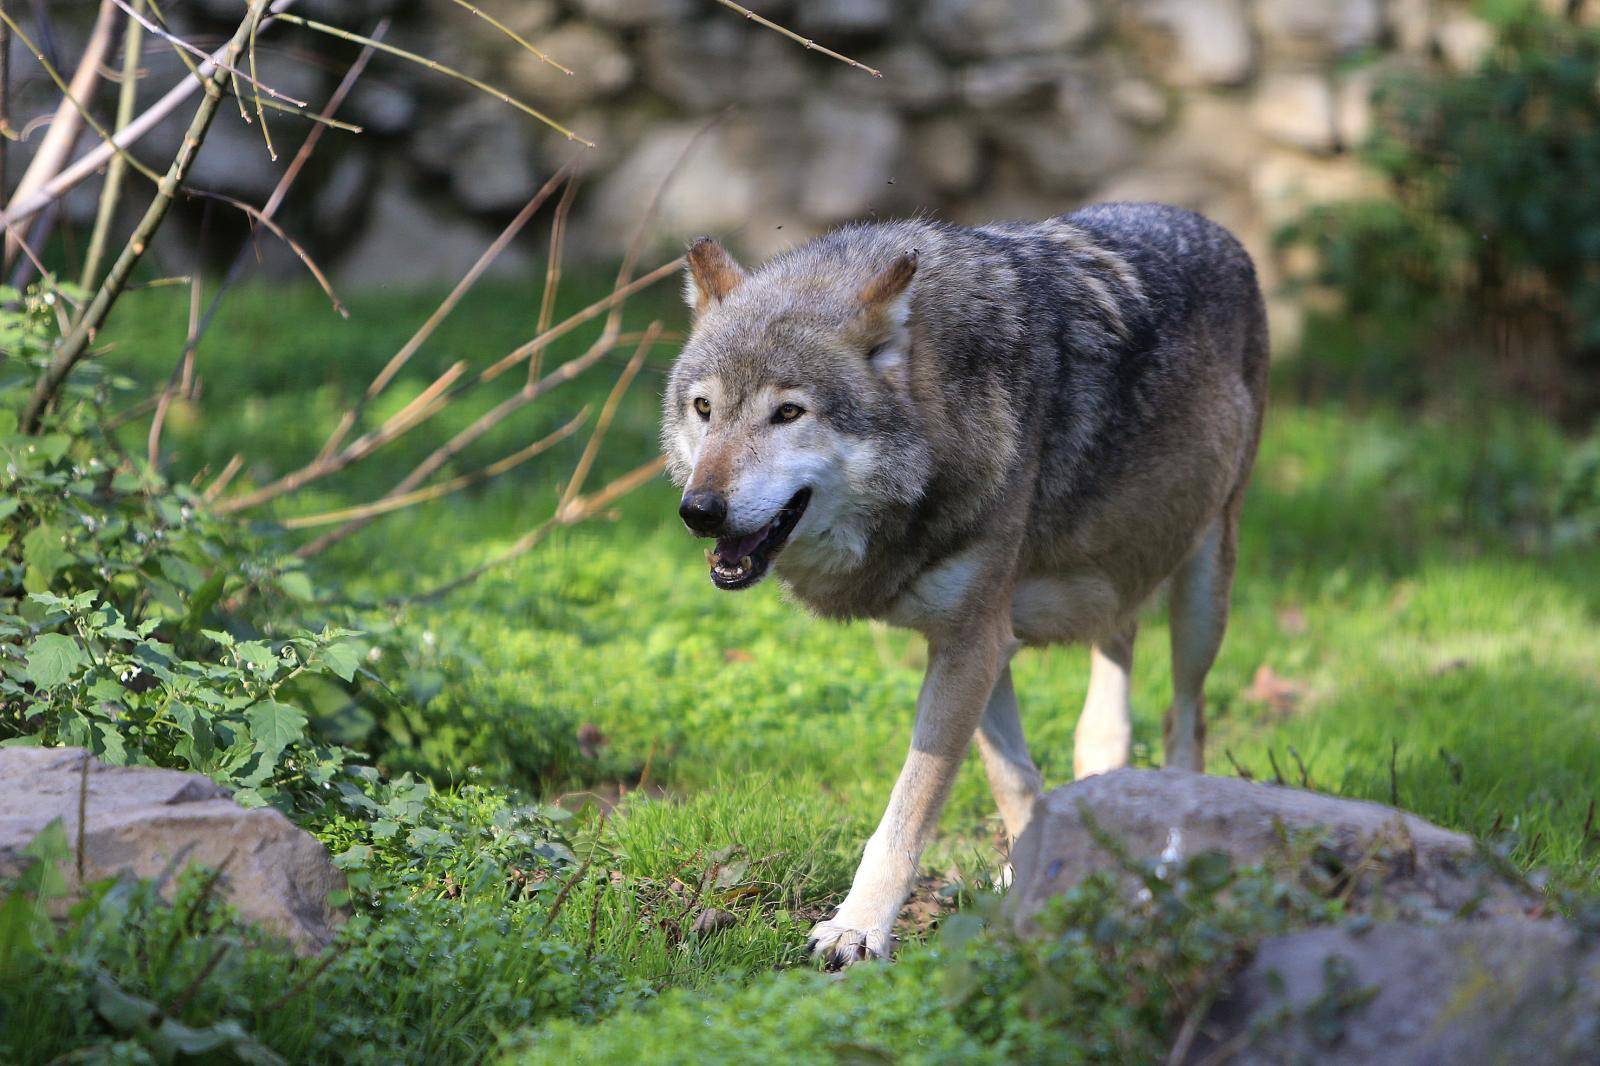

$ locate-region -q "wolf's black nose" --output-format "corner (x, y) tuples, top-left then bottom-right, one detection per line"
(680, 491), (727, 534)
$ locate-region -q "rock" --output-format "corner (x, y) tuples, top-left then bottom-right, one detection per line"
(1436, 12), (1495, 73)
(1257, 0), (1383, 57)
(1388, 0), (1435, 55)
(921, 0), (1099, 59)
(994, 90), (1134, 194)
(1252, 149), (1388, 228)
(1186, 920), (1600, 1064)
(836, 43), (953, 111)
(507, 22), (633, 108)
(1253, 71), (1338, 153)
(0, 747), (343, 953)
(312, 151), (376, 234)
(573, 0), (692, 28)
(909, 116), (984, 195)
(1133, 0), (1255, 87)
(590, 122), (762, 251)
(1336, 67), (1378, 150)
(960, 57), (1076, 110)
(641, 20), (808, 111)
(795, 0), (894, 39)
(1006, 769), (1536, 931)
(436, 99), (543, 215)
(1155, 94), (1262, 179)
(800, 101), (903, 220)
(337, 171), (533, 288)
(345, 78), (417, 138)
(1110, 78), (1169, 128)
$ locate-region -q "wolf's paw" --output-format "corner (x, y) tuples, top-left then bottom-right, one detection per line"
(805, 920), (893, 970)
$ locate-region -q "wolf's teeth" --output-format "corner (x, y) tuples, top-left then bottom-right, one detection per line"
(739, 556), (753, 572)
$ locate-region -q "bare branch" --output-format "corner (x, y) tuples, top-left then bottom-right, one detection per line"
(21, 0), (273, 434)
(558, 322), (660, 514)
(78, 0), (146, 293)
(710, 0), (882, 78)
(315, 160), (577, 464)
(279, 410), (588, 529)
(0, 0), (299, 235)
(107, 0), (307, 107)
(274, 13), (595, 146)
(446, 0), (573, 77)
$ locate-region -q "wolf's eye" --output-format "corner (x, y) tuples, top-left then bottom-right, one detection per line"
(693, 397), (711, 420)
(773, 403), (805, 424)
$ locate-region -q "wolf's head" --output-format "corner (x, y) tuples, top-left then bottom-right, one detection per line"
(662, 234), (932, 591)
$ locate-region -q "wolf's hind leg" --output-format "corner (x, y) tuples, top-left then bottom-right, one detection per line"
(1165, 514), (1237, 772)
(977, 660), (1042, 841)
(1074, 622), (1137, 779)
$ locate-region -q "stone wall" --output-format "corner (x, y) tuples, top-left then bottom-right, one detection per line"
(17, 0), (1511, 348)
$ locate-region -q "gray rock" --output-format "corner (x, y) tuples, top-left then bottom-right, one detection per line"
(641, 20), (808, 111)
(922, 0), (1099, 59)
(432, 98), (542, 215)
(345, 78), (417, 138)
(909, 116), (984, 195)
(800, 101), (903, 220)
(1436, 12), (1495, 73)
(337, 172), (533, 288)
(1257, 0), (1383, 56)
(507, 21), (634, 108)
(0, 747), (343, 953)
(795, 0), (894, 39)
(960, 56), (1076, 110)
(1110, 78), (1169, 128)
(1007, 769), (1536, 931)
(573, 0), (693, 28)
(312, 151), (376, 234)
(1253, 71), (1339, 153)
(994, 92), (1133, 194)
(1132, 0), (1255, 86)
(853, 43), (954, 111)
(1388, 0), (1435, 55)
(1186, 920), (1600, 1064)
(590, 122), (763, 251)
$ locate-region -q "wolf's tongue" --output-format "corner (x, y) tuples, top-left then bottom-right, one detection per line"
(714, 522), (771, 566)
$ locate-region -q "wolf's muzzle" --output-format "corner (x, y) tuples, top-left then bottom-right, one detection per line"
(679, 490), (727, 534)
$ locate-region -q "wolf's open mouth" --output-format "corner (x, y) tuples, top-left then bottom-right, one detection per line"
(707, 488), (811, 590)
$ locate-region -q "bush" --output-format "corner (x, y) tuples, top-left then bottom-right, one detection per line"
(1280, 5), (1600, 418)
(0, 288), (374, 812)
(0, 790), (634, 1065)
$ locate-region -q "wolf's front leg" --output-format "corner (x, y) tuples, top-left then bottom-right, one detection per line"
(808, 620), (1008, 968)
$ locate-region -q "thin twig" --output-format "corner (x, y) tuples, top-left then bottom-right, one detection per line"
(405, 456), (665, 603)
(148, 267), (202, 467)
(201, 454), (243, 501)
(21, 0), (271, 434)
(165, 945), (230, 1016)
(558, 323), (660, 515)
(106, 0), (306, 106)
(185, 188), (345, 315)
(314, 161), (575, 463)
(530, 175), (579, 385)
(78, 0), (145, 293)
(710, 0), (882, 77)
(0, 0), (298, 235)
(275, 13), (594, 146)
(447, 0), (573, 76)
(3, 0), (118, 266)
(279, 410), (587, 529)
(147, 28), (383, 474)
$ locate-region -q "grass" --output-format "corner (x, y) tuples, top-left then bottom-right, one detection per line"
(47, 272), (1600, 1051)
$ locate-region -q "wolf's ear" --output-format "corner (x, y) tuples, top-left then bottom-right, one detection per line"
(685, 237), (745, 317)
(857, 249), (918, 317)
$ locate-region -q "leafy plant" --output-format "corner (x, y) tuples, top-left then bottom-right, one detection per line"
(0, 288), (372, 809)
(1280, 4), (1600, 418)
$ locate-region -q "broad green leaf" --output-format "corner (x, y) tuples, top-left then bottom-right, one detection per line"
(25, 633), (88, 689)
(247, 700), (307, 761)
(316, 642), (362, 683)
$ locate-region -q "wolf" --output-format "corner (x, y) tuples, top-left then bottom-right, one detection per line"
(661, 202), (1269, 968)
